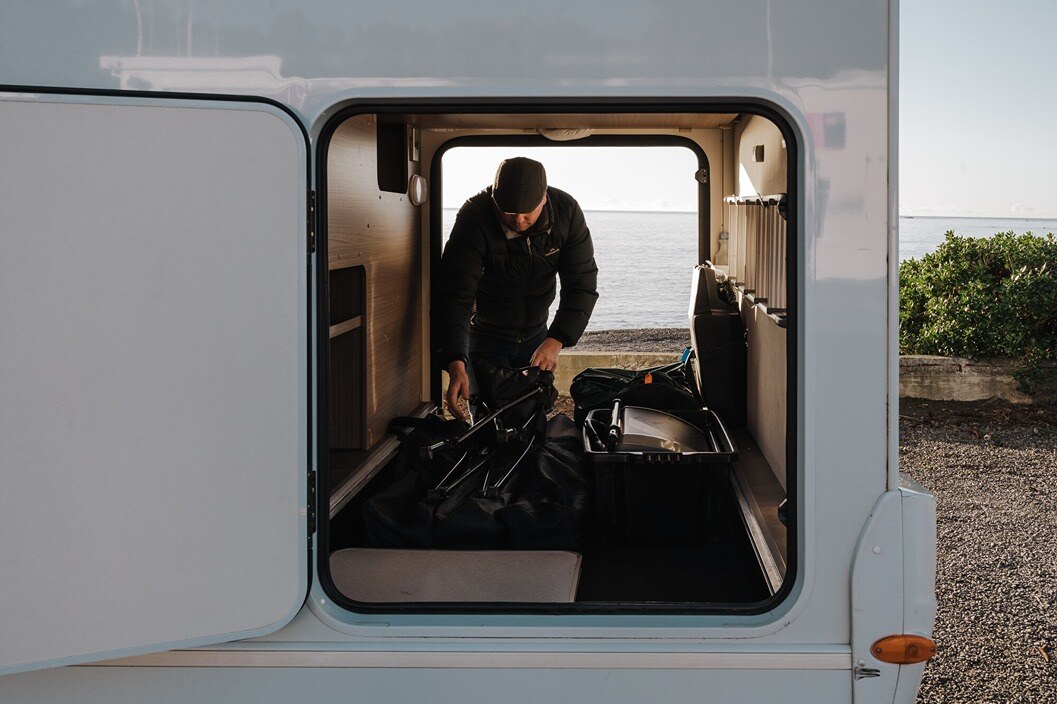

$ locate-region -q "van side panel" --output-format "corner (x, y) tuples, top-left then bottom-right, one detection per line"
(0, 0), (916, 698)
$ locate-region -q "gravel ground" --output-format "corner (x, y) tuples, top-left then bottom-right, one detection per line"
(900, 399), (1057, 703)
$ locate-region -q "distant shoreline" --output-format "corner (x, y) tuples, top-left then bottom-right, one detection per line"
(901, 214), (1057, 221)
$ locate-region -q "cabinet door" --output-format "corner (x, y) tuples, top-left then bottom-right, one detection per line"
(0, 91), (309, 674)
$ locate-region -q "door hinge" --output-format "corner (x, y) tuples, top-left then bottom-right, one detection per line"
(854, 663), (881, 680)
(307, 190), (317, 253)
(307, 469), (318, 536)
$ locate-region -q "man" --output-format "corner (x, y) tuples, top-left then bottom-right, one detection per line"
(436, 157), (598, 419)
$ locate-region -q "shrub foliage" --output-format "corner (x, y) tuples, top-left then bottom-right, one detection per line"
(899, 231), (1057, 391)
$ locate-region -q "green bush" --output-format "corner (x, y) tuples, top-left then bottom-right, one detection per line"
(899, 231), (1057, 391)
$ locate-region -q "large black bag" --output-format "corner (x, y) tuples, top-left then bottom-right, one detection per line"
(361, 365), (587, 550)
(471, 358), (557, 435)
(569, 360), (701, 426)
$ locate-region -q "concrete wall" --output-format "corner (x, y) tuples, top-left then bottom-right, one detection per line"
(553, 351), (681, 395)
(899, 356), (1057, 404)
(558, 353), (1057, 406)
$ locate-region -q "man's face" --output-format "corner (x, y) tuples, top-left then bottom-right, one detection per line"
(497, 196), (546, 233)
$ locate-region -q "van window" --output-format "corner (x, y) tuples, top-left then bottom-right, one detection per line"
(441, 145), (700, 333)
(319, 109), (793, 615)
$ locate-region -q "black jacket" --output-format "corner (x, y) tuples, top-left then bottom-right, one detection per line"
(436, 186), (599, 363)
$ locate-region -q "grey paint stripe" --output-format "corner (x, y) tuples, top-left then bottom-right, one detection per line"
(87, 650), (852, 670)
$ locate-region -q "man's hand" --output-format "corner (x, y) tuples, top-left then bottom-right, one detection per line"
(529, 337), (563, 372)
(445, 360), (472, 420)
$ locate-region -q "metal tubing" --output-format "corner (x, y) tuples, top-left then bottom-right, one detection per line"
(422, 386), (543, 458)
(489, 437), (536, 492)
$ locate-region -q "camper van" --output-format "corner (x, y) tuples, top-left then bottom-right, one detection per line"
(0, 1), (936, 702)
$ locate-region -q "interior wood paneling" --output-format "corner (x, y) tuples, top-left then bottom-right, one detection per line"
(328, 114), (423, 448)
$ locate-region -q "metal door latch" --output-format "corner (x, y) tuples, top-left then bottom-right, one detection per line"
(854, 663), (881, 680)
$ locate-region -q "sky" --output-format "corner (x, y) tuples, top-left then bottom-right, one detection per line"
(900, 1), (1057, 218)
(445, 3), (1057, 219)
(442, 147), (699, 212)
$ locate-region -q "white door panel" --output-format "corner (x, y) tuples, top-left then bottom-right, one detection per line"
(0, 93), (309, 674)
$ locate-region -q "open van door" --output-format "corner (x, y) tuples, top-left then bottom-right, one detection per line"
(0, 91), (310, 674)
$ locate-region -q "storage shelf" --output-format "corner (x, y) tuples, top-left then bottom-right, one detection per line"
(329, 315), (362, 339)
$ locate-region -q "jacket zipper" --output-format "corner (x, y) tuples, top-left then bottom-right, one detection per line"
(524, 236), (533, 343)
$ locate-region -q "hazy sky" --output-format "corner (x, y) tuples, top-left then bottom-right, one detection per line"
(901, 1), (1057, 218)
(445, 3), (1057, 219)
(442, 146), (699, 212)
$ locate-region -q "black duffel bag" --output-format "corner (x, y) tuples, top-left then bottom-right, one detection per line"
(569, 359), (701, 426)
(361, 364), (587, 550)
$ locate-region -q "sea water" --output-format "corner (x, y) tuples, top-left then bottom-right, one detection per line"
(442, 210), (1057, 330)
(899, 216), (1057, 261)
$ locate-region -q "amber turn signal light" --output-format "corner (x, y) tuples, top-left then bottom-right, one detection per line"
(871, 635), (937, 664)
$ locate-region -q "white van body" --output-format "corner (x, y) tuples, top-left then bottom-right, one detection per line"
(0, 1), (935, 702)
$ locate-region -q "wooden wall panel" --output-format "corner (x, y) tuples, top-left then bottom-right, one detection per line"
(328, 115), (423, 448)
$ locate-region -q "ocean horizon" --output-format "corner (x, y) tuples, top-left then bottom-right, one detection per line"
(442, 210), (1057, 330)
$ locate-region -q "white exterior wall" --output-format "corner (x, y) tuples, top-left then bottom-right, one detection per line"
(0, 1), (906, 701)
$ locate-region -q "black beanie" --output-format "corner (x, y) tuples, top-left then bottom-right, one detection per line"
(492, 157), (547, 213)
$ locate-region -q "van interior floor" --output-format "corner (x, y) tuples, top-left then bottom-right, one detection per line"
(574, 533), (770, 603)
(327, 425), (784, 605)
